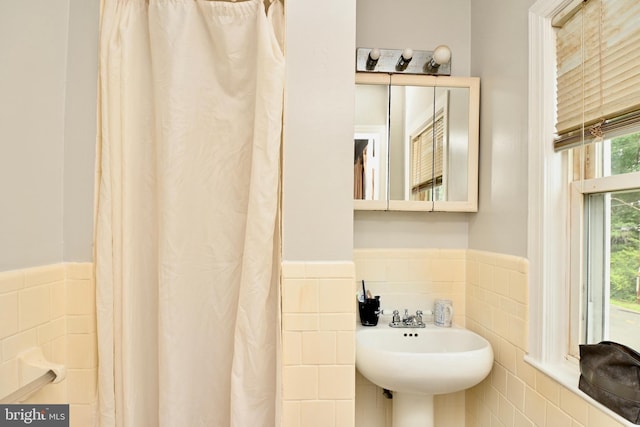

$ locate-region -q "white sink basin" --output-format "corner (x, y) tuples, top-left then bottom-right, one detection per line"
(356, 324), (493, 395)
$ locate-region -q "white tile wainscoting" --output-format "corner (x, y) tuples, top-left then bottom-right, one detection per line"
(1, 254), (625, 427)
(0, 263), (97, 426)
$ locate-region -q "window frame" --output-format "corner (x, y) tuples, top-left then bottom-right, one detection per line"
(528, 0), (573, 366)
(571, 170), (640, 353)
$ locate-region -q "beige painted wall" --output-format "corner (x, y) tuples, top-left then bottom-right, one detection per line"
(63, 0), (100, 262)
(468, 0), (531, 258)
(0, 0), (99, 271)
(0, 1), (69, 270)
(0, 0), (528, 265)
(281, 0), (356, 262)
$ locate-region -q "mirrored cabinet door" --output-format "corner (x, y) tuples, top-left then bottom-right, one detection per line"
(354, 73), (479, 212)
(353, 73), (390, 210)
(431, 78), (479, 212)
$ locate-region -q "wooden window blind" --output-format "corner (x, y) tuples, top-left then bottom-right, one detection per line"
(554, 0), (640, 151)
(410, 113), (444, 197)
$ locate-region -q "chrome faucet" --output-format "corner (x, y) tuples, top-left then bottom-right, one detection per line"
(403, 309), (415, 325)
(389, 309), (426, 328)
(391, 310), (401, 325)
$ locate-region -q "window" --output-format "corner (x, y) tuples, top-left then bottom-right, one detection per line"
(528, 0), (640, 372)
(410, 110), (446, 201)
(555, 0), (640, 356)
(570, 134), (640, 356)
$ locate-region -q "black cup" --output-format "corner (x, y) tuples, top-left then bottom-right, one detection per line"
(359, 297), (380, 326)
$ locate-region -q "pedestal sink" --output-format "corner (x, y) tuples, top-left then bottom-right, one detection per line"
(356, 324), (493, 427)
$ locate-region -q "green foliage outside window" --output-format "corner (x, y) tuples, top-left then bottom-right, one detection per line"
(610, 132), (640, 305)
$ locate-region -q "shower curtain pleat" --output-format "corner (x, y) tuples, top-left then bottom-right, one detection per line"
(95, 1), (284, 426)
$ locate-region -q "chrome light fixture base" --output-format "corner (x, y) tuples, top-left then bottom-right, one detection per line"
(356, 47), (451, 76)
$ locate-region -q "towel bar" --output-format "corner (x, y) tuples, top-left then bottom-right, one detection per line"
(0, 369), (57, 403)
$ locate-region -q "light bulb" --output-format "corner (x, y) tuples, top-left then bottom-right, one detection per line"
(432, 45), (451, 66)
(396, 48), (413, 71)
(366, 48), (381, 70)
(401, 48), (413, 61)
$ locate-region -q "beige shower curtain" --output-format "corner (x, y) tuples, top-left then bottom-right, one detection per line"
(94, 1), (284, 425)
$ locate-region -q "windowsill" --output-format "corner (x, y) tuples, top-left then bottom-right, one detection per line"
(524, 355), (636, 427)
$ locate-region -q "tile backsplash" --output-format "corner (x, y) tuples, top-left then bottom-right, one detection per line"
(354, 249), (467, 427)
(354, 249), (466, 334)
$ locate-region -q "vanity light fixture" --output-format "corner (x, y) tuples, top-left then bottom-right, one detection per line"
(356, 46), (452, 76)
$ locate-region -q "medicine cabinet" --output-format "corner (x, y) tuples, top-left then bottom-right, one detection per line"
(353, 73), (479, 212)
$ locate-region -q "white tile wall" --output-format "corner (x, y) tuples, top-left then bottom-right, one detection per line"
(281, 261), (356, 427)
(1, 252), (626, 427)
(465, 249), (626, 427)
(0, 263), (96, 427)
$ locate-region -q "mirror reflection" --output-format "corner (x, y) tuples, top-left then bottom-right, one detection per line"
(354, 83), (388, 202)
(354, 75), (478, 211)
(388, 85), (470, 203)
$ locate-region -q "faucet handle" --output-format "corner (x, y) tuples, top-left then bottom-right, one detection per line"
(392, 310), (401, 324)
